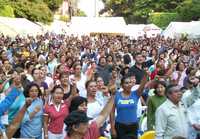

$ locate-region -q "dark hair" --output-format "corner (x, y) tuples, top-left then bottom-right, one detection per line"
(64, 111), (90, 136)
(25, 61), (34, 69)
(176, 61), (184, 71)
(72, 63), (82, 70)
(7, 69), (15, 75)
(69, 96), (87, 112)
(85, 80), (96, 89)
(154, 80), (166, 94)
(98, 56), (106, 65)
(23, 83), (42, 98)
(56, 64), (62, 73)
(94, 76), (103, 82)
(121, 75), (130, 85)
(31, 68), (39, 76)
(134, 52), (142, 58)
(120, 66), (130, 76)
(106, 54), (113, 61)
(51, 85), (64, 94)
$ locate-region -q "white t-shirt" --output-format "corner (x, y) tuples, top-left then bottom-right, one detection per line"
(26, 74), (34, 82)
(171, 70), (187, 87)
(69, 73), (87, 98)
(87, 100), (103, 119)
(96, 90), (110, 107)
(45, 76), (54, 88)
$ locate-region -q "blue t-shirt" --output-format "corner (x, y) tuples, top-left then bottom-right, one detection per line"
(20, 98), (43, 138)
(115, 90), (139, 124)
(8, 92), (25, 123)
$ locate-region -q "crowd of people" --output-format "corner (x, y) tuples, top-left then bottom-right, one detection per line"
(0, 32), (200, 139)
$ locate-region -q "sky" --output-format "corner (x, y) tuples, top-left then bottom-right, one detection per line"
(77, 0), (105, 17)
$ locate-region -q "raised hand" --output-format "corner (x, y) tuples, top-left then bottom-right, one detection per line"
(25, 98), (33, 108)
(34, 105), (41, 113)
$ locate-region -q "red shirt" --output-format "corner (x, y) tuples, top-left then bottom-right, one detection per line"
(44, 100), (69, 134)
(65, 121), (100, 139)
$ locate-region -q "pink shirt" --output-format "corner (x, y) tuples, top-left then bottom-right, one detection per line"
(65, 121), (100, 139)
(44, 100), (69, 134)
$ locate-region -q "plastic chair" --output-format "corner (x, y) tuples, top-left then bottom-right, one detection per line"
(139, 131), (155, 139)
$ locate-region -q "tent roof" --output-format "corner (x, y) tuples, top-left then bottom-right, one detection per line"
(70, 16), (126, 34)
(0, 16), (43, 37)
(125, 24), (162, 38)
(162, 21), (200, 39)
(38, 20), (71, 34)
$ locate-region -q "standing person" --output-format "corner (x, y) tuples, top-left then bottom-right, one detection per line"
(110, 74), (148, 139)
(128, 52), (145, 84)
(7, 69), (26, 138)
(95, 76), (110, 107)
(20, 83), (43, 139)
(69, 96), (88, 113)
(96, 57), (112, 85)
(69, 63), (88, 98)
(47, 51), (58, 75)
(0, 87), (21, 138)
(182, 70), (200, 139)
(31, 68), (48, 103)
(64, 87), (116, 139)
(171, 61), (187, 87)
(155, 85), (188, 139)
(147, 81), (167, 130)
(59, 72), (79, 100)
(44, 85), (77, 139)
(86, 80), (103, 119)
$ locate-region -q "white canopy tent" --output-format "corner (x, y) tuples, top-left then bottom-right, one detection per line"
(162, 22), (190, 39)
(144, 24), (162, 38)
(0, 22), (18, 37)
(125, 24), (162, 39)
(125, 24), (145, 39)
(38, 20), (71, 35)
(186, 21), (200, 39)
(69, 17), (126, 35)
(163, 21), (200, 39)
(0, 16), (43, 37)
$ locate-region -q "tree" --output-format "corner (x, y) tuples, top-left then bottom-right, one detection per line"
(0, 5), (15, 17)
(43, 0), (63, 11)
(176, 0), (200, 21)
(11, 0), (53, 24)
(148, 12), (178, 28)
(101, 0), (183, 23)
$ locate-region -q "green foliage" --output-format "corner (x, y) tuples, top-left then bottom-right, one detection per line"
(43, 0), (63, 11)
(148, 12), (178, 28)
(76, 10), (87, 17)
(11, 0), (53, 24)
(176, 0), (200, 21)
(0, 5), (15, 17)
(102, 0), (183, 24)
(59, 15), (70, 22)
